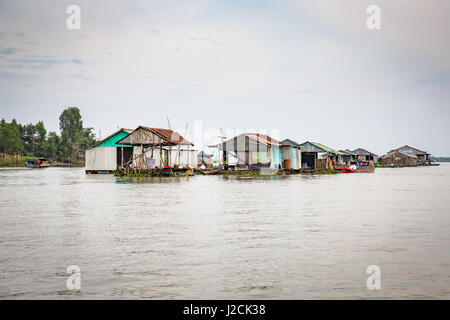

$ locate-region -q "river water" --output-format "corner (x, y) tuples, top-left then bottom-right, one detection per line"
(1, 164), (450, 299)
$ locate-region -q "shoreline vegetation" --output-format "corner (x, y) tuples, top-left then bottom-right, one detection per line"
(0, 107), (96, 168)
(0, 154), (84, 168)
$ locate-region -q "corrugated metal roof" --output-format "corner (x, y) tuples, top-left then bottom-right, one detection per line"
(215, 133), (281, 150)
(219, 133), (282, 147)
(90, 128), (134, 148)
(340, 149), (356, 156)
(384, 150), (418, 158)
(138, 126), (194, 146)
(389, 145), (429, 155)
(281, 139), (301, 147)
(243, 133), (282, 146)
(309, 142), (344, 155)
(352, 148), (378, 157)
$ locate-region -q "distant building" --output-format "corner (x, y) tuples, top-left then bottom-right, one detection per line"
(85, 128), (134, 173)
(197, 151), (214, 167)
(339, 149), (357, 164)
(298, 141), (343, 170)
(387, 145), (431, 165)
(213, 133), (283, 170)
(351, 148), (379, 162)
(379, 150), (417, 167)
(280, 139), (302, 169)
(379, 145), (432, 167)
(117, 126), (197, 168)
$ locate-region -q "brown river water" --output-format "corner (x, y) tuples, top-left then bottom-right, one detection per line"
(1, 164), (450, 299)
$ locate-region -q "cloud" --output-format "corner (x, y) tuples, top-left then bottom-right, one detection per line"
(0, 71), (39, 82)
(21, 41), (39, 46)
(70, 74), (100, 82)
(5, 57), (85, 68)
(0, 47), (17, 55)
(190, 36), (227, 46)
(150, 29), (160, 36)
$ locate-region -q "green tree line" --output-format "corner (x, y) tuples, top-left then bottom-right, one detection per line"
(0, 107), (96, 164)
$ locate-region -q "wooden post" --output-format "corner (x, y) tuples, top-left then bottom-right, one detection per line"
(121, 146), (124, 168)
(160, 144), (162, 167)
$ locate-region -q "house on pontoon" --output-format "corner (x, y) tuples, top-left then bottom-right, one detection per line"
(351, 148), (379, 162)
(212, 133), (283, 170)
(85, 128), (134, 173)
(378, 150), (417, 167)
(385, 145), (431, 165)
(280, 139), (302, 169)
(116, 126), (197, 168)
(298, 141), (344, 170)
(339, 149), (357, 164)
(197, 151), (214, 167)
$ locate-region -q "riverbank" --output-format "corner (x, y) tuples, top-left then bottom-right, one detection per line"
(0, 155), (84, 168)
(0, 154), (35, 168)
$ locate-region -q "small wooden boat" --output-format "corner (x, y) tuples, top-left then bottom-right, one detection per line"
(350, 160), (375, 173)
(25, 158), (50, 168)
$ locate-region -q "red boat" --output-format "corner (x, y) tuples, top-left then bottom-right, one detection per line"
(337, 166), (355, 173)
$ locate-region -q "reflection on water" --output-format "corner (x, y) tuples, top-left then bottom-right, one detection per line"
(1, 164), (450, 299)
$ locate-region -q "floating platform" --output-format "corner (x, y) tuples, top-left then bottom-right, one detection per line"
(115, 167), (194, 177)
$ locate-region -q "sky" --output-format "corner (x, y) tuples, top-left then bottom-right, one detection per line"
(0, 0), (449, 156)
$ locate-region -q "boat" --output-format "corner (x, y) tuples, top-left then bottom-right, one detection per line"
(417, 162), (440, 167)
(349, 160), (375, 173)
(336, 166), (355, 173)
(25, 158), (50, 168)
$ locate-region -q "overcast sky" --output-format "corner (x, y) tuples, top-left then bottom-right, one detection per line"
(1, 0), (449, 156)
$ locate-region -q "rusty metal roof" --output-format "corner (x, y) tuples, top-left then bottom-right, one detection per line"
(352, 148), (378, 157)
(223, 133), (282, 146)
(138, 126), (194, 146)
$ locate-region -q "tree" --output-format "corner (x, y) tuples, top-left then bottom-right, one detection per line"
(34, 121), (47, 157)
(59, 107), (83, 163)
(58, 107), (96, 163)
(21, 123), (37, 156)
(59, 107), (83, 140)
(44, 131), (60, 160)
(0, 120), (24, 154)
(80, 127), (97, 150)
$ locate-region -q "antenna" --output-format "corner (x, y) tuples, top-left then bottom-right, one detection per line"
(184, 121), (189, 137)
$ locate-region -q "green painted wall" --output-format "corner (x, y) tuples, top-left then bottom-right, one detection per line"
(97, 130), (133, 147)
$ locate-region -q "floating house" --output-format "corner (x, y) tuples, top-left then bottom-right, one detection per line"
(298, 141), (343, 170)
(379, 150), (417, 167)
(117, 126), (196, 168)
(352, 148), (379, 162)
(197, 151), (214, 167)
(385, 145), (431, 165)
(213, 133), (282, 170)
(280, 139), (302, 169)
(339, 149), (357, 164)
(85, 128), (134, 173)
